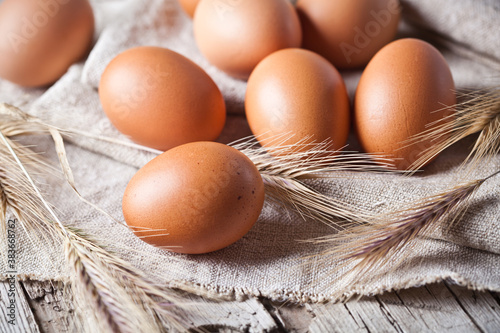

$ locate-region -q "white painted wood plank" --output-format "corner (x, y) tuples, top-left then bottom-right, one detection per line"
(301, 283), (500, 333)
(22, 281), (61, 300)
(267, 302), (311, 333)
(175, 295), (278, 333)
(25, 280), (278, 333)
(0, 280), (40, 333)
(377, 282), (482, 332)
(308, 300), (376, 333)
(344, 297), (402, 332)
(22, 281), (77, 333)
(16, 279), (500, 333)
(447, 284), (500, 333)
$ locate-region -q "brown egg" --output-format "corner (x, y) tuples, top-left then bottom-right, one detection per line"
(99, 46), (226, 151)
(296, 0), (400, 69)
(245, 48), (350, 154)
(178, 0), (200, 18)
(0, 0), (94, 87)
(354, 38), (456, 170)
(123, 142), (265, 254)
(193, 0), (302, 80)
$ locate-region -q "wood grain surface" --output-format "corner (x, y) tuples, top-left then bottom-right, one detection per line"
(0, 280), (499, 332)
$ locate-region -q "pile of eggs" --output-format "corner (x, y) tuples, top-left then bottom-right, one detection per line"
(100, 0), (455, 171)
(0, 0), (456, 254)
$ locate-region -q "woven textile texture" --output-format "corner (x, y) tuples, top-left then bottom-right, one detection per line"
(0, 0), (499, 302)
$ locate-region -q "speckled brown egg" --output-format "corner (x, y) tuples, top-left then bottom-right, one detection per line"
(193, 0), (302, 80)
(178, 0), (199, 18)
(296, 0), (400, 69)
(122, 142), (265, 254)
(0, 0), (94, 87)
(245, 48), (350, 154)
(99, 46), (226, 151)
(354, 38), (456, 170)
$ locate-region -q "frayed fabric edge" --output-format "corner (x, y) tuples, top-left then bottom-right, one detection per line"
(0, 273), (70, 284)
(165, 273), (500, 304)
(1, 273), (498, 305)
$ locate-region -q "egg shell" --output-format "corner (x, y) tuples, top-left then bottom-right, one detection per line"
(122, 142), (265, 254)
(99, 46), (226, 151)
(354, 38), (456, 170)
(245, 48), (350, 154)
(0, 0), (94, 87)
(296, 0), (400, 69)
(193, 0), (302, 80)
(177, 0), (199, 18)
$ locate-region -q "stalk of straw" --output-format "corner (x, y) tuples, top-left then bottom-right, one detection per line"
(406, 87), (500, 173)
(233, 136), (396, 227)
(312, 170), (499, 300)
(0, 112), (188, 332)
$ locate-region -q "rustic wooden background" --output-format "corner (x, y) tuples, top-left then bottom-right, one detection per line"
(1, 280), (499, 332)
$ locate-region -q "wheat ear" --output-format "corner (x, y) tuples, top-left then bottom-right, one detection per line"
(232, 135), (396, 228)
(312, 170), (499, 300)
(0, 116), (188, 332)
(406, 88), (500, 173)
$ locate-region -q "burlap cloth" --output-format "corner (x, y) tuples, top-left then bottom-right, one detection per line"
(0, 0), (499, 303)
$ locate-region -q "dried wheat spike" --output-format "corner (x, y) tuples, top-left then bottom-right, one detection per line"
(406, 88), (500, 173)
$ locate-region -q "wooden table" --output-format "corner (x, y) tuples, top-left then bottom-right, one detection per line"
(1, 280), (499, 332)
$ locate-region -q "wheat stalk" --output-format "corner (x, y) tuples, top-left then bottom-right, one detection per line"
(63, 226), (187, 332)
(406, 87), (500, 173)
(233, 135), (396, 228)
(0, 142), (63, 273)
(0, 111), (189, 332)
(312, 170), (499, 300)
